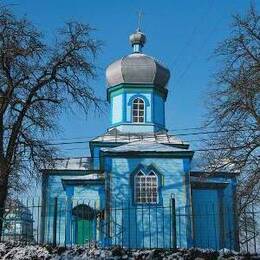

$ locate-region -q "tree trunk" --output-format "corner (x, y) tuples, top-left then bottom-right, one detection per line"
(0, 162), (9, 242)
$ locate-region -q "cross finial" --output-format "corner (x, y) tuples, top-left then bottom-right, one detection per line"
(137, 10), (143, 32)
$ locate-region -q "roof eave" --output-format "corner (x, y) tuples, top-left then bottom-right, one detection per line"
(101, 150), (194, 158)
(190, 170), (239, 178)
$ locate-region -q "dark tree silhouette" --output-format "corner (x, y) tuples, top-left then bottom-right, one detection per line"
(0, 5), (102, 237)
(202, 4), (259, 250)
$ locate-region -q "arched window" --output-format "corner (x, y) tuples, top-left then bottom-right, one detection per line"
(135, 170), (158, 204)
(132, 98), (145, 123)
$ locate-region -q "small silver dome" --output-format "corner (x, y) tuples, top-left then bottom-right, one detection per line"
(106, 53), (170, 88)
(129, 31), (146, 47)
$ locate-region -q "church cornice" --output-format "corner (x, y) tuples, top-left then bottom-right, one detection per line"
(41, 169), (103, 175)
(107, 83), (168, 102)
(100, 150), (194, 159)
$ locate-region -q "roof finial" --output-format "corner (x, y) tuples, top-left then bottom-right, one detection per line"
(137, 10), (143, 32)
(129, 10), (146, 53)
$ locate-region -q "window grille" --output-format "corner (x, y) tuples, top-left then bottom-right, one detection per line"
(135, 171), (158, 204)
(132, 98), (145, 123)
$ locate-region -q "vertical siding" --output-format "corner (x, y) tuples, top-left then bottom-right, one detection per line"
(93, 146), (100, 170)
(105, 157), (190, 248)
(42, 174), (67, 245)
(153, 93), (165, 127)
(192, 181), (236, 250)
(112, 94), (123, 124)
(192, 189), (221, 249)
(42, 172), (104, 245)
(222, 180), (236, 249)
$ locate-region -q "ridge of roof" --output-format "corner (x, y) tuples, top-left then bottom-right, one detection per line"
(101, 139), (190, 153)
(91, 130), (189, 147)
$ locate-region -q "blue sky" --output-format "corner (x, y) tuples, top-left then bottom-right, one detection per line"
(8, 0), (256, 156)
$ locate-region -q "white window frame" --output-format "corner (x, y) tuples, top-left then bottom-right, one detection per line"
(132, 98), (145, 123)
(134, 170), (158, 204)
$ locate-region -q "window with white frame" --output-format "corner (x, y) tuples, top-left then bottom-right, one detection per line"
(132, 98), (145, 123)
(135, 170), (158, 204)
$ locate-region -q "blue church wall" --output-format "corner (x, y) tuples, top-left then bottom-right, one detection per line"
(41, 154), (237, 249)
(64, 183), (105, 245)
(110, 91), (152, 126)
(72, 184), (105, 207)
(41, 172), (67, 244)
(103, 155), (192, 248)
(153, 94), (165, 126)
(191, 176), (237, 250)
(192, 189), (221, 249)
(116, 123), (158, 133)
(90, 142), (127, 170)
(41, 171), (105, 245)
(111, 94), (123, 124)
(108, 84), (166, 132)
(93, 146), (101, 170)
(222, 178), (237, 249)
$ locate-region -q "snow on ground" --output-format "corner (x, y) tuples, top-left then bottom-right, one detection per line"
(0, 242), (259, 259)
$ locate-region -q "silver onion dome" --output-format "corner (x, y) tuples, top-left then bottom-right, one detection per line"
(129, 30), (146, 47)
(106, 30), (170, 89)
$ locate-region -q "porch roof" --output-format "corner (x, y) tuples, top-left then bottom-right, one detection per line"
(42, 157), (92, 171)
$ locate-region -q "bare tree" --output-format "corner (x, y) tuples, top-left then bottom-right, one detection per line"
(0, 6), (103, 237)
(201, 4), (259, 250)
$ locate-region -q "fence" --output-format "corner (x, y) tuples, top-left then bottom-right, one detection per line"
(0, 198), (259, 253)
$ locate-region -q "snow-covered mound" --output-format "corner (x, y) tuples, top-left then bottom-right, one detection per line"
(0, 242), (258, 259)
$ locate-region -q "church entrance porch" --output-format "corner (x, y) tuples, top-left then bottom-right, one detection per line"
(72, 204), (95, 245)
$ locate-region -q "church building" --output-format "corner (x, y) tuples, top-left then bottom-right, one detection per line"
(41, 29), (238, 250)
